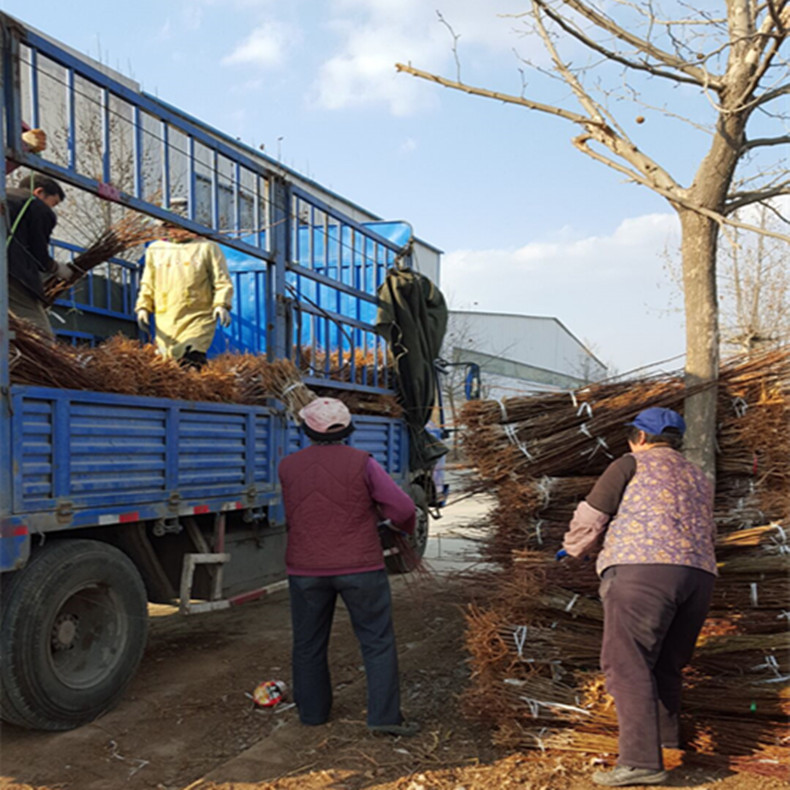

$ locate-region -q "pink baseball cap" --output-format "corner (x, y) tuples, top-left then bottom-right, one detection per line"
(299, 398), (352, 434)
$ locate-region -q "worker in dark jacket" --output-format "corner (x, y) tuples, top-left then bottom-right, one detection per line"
(6, 174), (70, 337)
(560, 407), (716, 787)
(278, 397), (420, 737)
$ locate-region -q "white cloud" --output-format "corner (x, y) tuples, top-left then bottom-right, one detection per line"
(313, 0), (531, 115)
(222, 22), (293, 68)
(441, 213), (685, 374)
(399, 137), (417, 154)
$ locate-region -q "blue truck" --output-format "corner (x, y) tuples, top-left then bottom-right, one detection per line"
(0, 15), (443, 730)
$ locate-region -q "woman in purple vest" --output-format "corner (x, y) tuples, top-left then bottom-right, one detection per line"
(278, 397), (420, 737)
(560, 407), (717, 787)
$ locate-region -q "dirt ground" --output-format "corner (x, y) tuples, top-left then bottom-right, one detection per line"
(0, 496), (786, 790)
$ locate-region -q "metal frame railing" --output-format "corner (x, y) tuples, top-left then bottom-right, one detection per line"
(49, 240), (141, 321)
(1, 12), (411, 398)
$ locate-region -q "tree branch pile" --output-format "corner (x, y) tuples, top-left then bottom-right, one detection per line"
(459, 347), (790, 779)
(295, 345), (393, 388)
(7, 316), (400, 419)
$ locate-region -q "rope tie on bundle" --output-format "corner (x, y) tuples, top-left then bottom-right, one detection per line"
(732, 396), (748, 417)
(513, 625), (528, 659)
(535, 476), (552, 507)
(564, 593), (580, 613)
(504, 423), (533, 460)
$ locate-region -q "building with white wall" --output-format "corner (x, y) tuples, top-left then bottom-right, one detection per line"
(445, 310), (607, 399)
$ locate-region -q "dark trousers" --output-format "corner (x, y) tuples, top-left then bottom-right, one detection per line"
(8, 277), (53, 338)
(178, 348), (207, 370)
(288, 570), (402, 727)
(600, 564), (715, 770)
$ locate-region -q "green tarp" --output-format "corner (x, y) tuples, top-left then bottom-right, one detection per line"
(376, 268), (449, 471)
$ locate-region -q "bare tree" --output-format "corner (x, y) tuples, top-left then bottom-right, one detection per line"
(662, 200), (789, 354)
(397, 1), (790, 478)
(719, 202), (790, 352)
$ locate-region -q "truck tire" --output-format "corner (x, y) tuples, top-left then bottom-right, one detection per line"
(0, 539), (148, 731)
(384, 485), (429, 574)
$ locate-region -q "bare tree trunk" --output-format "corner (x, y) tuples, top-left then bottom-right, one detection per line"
(679, 209), (719, 478)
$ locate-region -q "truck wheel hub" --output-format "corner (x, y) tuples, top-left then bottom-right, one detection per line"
(51, 614), (78, 650)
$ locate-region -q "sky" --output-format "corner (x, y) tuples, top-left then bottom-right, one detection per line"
(1, 0), (710, 376)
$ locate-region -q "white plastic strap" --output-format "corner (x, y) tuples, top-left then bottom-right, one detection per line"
(576, 402), (592, 418)
(732, 396), (748, 417)
(518, 695), (591, 717)
(752, 655), (790, 683)
(498, 399), (509, 422)
(521, 696), (541, 719)
(536, 476), (552, 506)
(583, 436), (614, 461)
(534, 519), (544, 546)
(596, 436), (614, 459)
(281, 381), (304, 397)
(513, 625), (528, 659)
(579, 423), (592, 438)
(565, 593), (580, 612)
(750, 582), (759, 607)
(504, 424), (533, 460)
(570, 391), (578, 408)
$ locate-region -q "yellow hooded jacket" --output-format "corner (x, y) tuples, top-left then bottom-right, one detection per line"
(135, 238), (233, 358)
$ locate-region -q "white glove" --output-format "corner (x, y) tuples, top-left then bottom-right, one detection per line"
(53, 261), (74, 281)
(136, 309), (150, 330)
(213, 306), (231, 328)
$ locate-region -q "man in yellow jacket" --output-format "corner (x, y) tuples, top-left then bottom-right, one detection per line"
(135, 216), (233, 369)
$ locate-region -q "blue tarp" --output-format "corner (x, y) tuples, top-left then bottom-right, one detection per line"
(209, 222), (412, 358)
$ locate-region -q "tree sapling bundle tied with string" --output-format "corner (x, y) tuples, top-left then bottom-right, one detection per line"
(458, 346), (790, 780)
(43, 212), (160, 304)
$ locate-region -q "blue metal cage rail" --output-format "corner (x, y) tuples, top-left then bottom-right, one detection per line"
(2, 12), (410, 391)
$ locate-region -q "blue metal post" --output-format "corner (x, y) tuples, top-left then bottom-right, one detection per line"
(233, 161), (240, 237)
(29, 48), (39, 127)
(133, 106), (142, 199)
(161, 121), (170, 205)
(0, 22), (13, 521)
(66, 67), (75, 171)
(211, 149), (219, 231)
(269, 176), (289, 362)
(101, 87), (111, 184)
(187, 134), (195, 220)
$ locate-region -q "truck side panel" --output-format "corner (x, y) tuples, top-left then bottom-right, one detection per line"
(4, 385), (408, 572)
(12, 386), (277, 516)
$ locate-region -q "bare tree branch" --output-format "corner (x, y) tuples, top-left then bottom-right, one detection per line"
(733, 0), (789, 103)
(742, 132), (790, 149)
(394, 62), (589, 124)
(530, 0), (606, 123)
(532, 0), (712, 87)
(746, 81), (790, 108)
(725, 181), (790, 212)
(765, 0), (787, 34)
(549, 0), (723, 86)
(436, 11), (462, 84)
